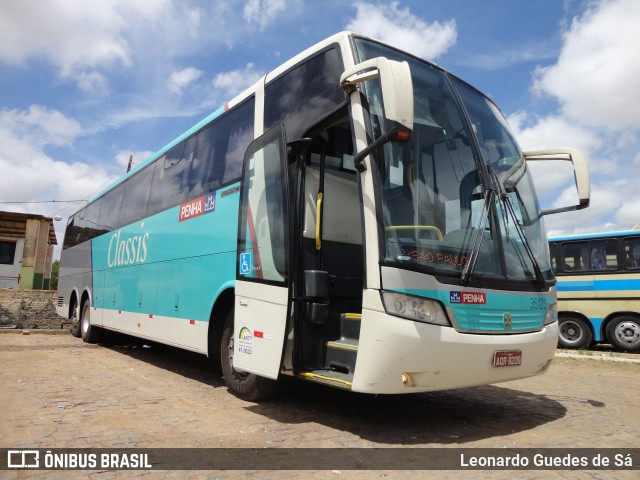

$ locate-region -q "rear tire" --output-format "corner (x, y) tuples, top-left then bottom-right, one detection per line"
(220, 309), (278, 401)
(80, 301), (103, 344)
(70, 300), (81, 338)
(558, 316), (592, 349)
(606, 316), (640, 352)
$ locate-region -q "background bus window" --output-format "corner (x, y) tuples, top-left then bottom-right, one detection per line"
(562, 242), (588, 272)
(549, 243), (558, 273)
(590, 239), (618, 270)
(624, 237), (640, 269)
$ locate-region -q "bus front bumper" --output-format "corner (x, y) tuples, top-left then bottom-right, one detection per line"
(351, 307), (558, 394)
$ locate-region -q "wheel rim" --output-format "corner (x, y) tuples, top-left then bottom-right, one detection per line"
(613, 321), (640, 347)
(560, 319), (585, 346)
(81, 305), (90, 335)
(227, 332), (249, 381)
(72, 305), (80, 328)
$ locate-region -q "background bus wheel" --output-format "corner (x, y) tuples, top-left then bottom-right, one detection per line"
(606, 317), (640, 352)
(80, 302), (103, 344)
(70, 301), (81, 338)
(220, 310), (277, 401)
(558, 316), (592, 349)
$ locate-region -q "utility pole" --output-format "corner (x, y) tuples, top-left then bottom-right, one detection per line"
(126, 155), (133, 173)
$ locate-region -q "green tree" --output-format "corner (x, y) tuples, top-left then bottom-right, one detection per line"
(50, 260), (59, 290)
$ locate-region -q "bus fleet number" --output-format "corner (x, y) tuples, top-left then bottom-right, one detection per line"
(529, 297), (547, 310)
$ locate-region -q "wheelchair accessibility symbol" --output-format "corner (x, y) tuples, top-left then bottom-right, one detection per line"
(239, 252), (252, 275)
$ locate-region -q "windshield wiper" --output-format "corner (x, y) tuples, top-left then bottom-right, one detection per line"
(501, 192), (546, 287)
(460, 188), (494, 285)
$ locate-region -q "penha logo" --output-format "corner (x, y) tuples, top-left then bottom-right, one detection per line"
(179, 192), (216, 222)
(107, 231), (149, 268)
(450, 291), (486, 305)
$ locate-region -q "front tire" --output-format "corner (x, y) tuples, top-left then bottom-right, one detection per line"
(606, 316), (640, 352)
(80, 301), (103, 344)
(558, 316), (592, 349)
(220, 309), (278, 401)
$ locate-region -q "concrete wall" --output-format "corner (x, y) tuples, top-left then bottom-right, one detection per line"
(0, 289), (63, 329)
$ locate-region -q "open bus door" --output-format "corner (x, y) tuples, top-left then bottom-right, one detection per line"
(233, 124), (290, 381)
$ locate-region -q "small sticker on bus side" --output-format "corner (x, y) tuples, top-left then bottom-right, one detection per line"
(239, 253), (252, 275)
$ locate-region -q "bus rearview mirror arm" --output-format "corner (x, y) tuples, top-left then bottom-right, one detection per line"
(340, 57), (414, 173)
(524, 147), (591, 216)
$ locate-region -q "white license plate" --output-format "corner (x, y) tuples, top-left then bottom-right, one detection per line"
(493, 350), (522, 367)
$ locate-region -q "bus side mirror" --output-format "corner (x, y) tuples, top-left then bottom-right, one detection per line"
(340, 57), (414, 172)
(524, 147), (590, 216)
(340, 57), (414, 131)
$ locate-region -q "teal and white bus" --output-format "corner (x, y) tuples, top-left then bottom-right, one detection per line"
(549, 230), (640, 352)
(57, 32), (590, 400)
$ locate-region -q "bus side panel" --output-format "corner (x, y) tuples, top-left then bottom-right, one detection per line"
(556, 272), (640, 342)
(90, 185), (241, 352)
(56, 240), (92, 318)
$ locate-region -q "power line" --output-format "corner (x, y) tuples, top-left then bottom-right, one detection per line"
(0, 200), (86, 204)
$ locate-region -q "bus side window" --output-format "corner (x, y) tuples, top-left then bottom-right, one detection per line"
(624, 237), (640, 269)
(98, 187), (124, 233)
(264, 48), (344, 142)
(148, 139), (193, 216)
(121, 161), (157, 227)
(190, 98), (254, 196)
(590, 239), (618, 271)
(562, 242), (588, 273)
(549, 243), (558, 273)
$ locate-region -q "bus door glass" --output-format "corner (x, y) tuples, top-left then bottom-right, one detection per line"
(234, 124), (290, 378)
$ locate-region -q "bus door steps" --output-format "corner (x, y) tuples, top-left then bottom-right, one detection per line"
(324, 312), (361, 375)
(299, 369), (353, 390)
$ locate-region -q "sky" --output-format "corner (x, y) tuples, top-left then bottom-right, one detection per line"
(1, 0), (639, 258)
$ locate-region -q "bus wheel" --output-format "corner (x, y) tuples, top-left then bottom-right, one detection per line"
(606, 317), (640, 352)
(558, 316), (592, 349)
(70, 301), (81, 338)
(80, 302), (103, 344)
(220, 309), (277, 401)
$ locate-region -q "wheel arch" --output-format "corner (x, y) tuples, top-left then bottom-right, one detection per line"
(207, 287), (235, 358)
(80, 287), (92, 310)
(68, 288), (80, 319)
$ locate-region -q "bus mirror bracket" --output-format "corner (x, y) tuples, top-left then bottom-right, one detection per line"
(524, 147), (591, 216)
(340, 57), (414, 172)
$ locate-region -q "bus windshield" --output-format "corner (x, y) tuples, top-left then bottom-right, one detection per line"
(354, 38), (553, 286)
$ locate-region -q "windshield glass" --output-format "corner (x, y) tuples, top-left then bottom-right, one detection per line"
(354, 39), (553, 286)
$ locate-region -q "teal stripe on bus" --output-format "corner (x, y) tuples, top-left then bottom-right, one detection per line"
(390, 288), (547, 332)
(557, 278), (640, 292)
(91, 182), (240, 321)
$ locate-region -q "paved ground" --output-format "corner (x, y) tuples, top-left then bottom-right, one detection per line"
(0, 330), (638, 479)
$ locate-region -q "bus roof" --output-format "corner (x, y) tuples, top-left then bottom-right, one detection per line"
(549, 230), (640, 242)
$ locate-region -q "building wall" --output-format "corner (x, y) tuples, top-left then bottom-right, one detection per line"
(18, 219), (53, 290)
(0, 237), (25, 289)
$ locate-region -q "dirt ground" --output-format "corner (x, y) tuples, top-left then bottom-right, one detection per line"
(0, 330), (638, 479)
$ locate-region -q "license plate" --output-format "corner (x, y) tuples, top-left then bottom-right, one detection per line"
(493, 350), (522, 367)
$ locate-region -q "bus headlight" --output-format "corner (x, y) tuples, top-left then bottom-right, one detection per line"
(381, 291), (450, 326)
(544, 304), (558, 326)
